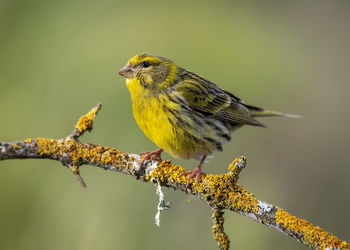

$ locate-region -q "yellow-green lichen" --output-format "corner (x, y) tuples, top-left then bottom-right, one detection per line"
(276, 209), (350, 249)
(24, 138), (32, 143)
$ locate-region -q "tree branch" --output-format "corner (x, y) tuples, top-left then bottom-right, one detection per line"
(0, 104), (348, 250)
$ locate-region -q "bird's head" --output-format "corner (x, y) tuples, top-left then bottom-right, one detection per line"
(118, 54), (178, 90)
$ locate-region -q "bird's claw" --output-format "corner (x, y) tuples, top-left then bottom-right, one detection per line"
(140, 149), (163, 167)
(182, 166), (206, 188)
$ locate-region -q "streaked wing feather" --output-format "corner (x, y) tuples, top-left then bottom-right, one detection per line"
(173, 69), (263, 127)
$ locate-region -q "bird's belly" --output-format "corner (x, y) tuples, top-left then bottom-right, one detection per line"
(132, 98), (209, 160)
(133, 102), (174, 151)
(132, 96), (230, 160)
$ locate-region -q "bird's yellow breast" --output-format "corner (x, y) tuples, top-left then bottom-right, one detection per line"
(126, 79), (181, 155)
(126, 77), (229, 161)
(126, 78), (216, 160)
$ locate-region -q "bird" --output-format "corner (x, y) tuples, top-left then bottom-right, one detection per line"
(118, 53), (298, 188)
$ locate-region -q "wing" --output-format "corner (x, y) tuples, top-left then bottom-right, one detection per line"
(172, 69), (264, 127)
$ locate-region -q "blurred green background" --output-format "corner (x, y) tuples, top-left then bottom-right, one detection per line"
(1, 0), (349, 249)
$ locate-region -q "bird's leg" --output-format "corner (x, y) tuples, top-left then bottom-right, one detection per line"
(140, 148), (163, 167)
(182, 155), (207, 188)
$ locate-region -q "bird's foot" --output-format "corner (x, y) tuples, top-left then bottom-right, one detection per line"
(182, 166), (206, 188)
(140, 148), (163, 167)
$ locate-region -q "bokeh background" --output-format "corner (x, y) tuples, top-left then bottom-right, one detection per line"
(1, 0), (349, 249)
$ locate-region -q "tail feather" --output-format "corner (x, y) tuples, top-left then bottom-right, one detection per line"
(243, 103), (300, 118)
(249, 109), (301, 118)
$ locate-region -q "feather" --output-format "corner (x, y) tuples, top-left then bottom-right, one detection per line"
(173, 68), (265, 127)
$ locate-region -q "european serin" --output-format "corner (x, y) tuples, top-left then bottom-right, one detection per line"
(118, 54), (298, 187)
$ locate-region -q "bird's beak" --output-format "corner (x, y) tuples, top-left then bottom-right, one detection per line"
(118, 64), (134, 78)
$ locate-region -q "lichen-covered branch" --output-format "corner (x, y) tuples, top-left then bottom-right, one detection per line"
(0, 104), (348, 250)
(212, 209), (230, 249)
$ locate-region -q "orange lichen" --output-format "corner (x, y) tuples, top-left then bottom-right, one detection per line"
(36, 137), (136, 174)
(146, 160), (187, 183)
(101, 151), (113, 164)
(212, 209), (230, 250)
(13, 144), (21, 149)
(74, 104), (101, 133)
(37, 138), (61, 156)
(71, 165), (79, 173)
(147, 157), (259, 214)
(276, 209), (350, 249)
(24, 138), (32, 143)
(227, 156), (246, 183)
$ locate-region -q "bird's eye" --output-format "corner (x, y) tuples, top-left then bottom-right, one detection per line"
(142, 61), (150, 68)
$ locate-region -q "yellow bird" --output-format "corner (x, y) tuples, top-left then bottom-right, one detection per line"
(119, 54), (298, 187)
